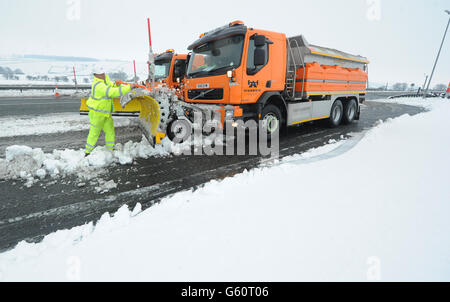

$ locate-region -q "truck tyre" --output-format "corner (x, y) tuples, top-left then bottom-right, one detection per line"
(328, 100), (343, 128)
(261, 104), (282, 139)
(167, 119), (192, 143)
(342, 99), (357, 125)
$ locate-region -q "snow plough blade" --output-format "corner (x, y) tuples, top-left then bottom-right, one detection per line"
(119, 88), (171, 145)
(135, 95), (164, 144)
(80, 98), (141, 117)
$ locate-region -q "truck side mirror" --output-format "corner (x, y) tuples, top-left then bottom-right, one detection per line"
(254, 35), (266, 47)
(254, 48), (266, 66)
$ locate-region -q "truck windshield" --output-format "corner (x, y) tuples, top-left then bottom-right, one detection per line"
(187, 35), (245, 78)
(154, 60), (171, 81)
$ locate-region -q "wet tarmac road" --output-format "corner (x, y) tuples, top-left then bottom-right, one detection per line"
(0, 100), (425, 251)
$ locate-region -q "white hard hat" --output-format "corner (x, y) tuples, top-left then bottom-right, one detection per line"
(93, 66), (105, 74)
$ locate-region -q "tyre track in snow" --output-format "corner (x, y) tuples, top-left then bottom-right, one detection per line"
(0, 101), (424, 251)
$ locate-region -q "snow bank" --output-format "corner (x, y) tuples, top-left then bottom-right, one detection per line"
(374, 96), (443, 110)
(1, 98), (449, 281)
(0, 136), (172, 188)
(0, 113), (137, 138)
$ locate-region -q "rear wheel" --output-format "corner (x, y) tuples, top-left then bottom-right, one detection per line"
(342, 99), (357, 125)
(328, 100), (343, 128)
(261, 104), (282, 139)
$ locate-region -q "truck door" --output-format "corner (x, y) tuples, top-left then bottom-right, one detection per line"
(172, 59), (186, 88)
(241, 34), (271, 104)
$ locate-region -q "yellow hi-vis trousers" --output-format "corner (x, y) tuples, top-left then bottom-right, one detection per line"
(85, 111), (115, 154)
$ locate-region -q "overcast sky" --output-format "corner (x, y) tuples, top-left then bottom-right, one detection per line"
(0, 0), (449, 86)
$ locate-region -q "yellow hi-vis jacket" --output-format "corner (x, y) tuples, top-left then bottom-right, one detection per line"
(86, 74), (131, 117)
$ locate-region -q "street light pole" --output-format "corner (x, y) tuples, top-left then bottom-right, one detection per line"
(424, 10), (450, 97)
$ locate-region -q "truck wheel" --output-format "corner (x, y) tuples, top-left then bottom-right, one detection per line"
(261, 104), (282, 139)
(167, 119), (192, 143)
(328, 100), (343, 128)
(342, 99), (357, 125)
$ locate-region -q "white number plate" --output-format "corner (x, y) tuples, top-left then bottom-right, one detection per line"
(197, 83), (210, 89)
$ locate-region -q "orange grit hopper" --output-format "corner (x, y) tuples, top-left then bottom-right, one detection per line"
(182, 21), (369, 134)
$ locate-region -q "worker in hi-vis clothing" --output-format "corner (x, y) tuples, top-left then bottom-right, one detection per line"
(85, 69), (136, 156)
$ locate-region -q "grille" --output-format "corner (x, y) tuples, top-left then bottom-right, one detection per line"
(188, 89), (224, 100)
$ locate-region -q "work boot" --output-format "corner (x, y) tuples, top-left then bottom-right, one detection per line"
(84, 153), (90, 158)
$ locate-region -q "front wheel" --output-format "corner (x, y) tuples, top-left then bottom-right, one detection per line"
(167, 119), (192, 143)
(261, 104), (282, 139)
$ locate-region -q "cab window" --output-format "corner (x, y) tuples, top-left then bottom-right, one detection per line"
(172, 59), (187, 80)
(247, 37), (268, 75)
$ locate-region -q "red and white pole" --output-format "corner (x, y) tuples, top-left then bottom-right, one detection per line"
(147, 18), (155, 89)
(147, 18), (152, 48)
(446, 82), (450, 98)
(73, 66), (78, 91)
(133, 60), (137, 84)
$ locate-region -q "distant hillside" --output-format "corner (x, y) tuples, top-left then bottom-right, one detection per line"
(23, 55), (99, 62)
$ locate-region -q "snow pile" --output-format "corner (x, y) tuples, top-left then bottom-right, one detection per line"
(0, 135), (172, 187)
(0, 98), (449, 281)
(0, 113), (138, 138)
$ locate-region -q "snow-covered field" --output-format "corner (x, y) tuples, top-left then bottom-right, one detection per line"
(0, 97), (449, 282)
(0, 57), (148, 85)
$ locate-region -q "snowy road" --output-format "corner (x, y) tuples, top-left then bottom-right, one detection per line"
(0, 97), (81, 117)
(0, 91), (406, 118)
(0, 101), (424, 251)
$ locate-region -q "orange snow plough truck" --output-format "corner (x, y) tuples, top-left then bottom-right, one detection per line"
(152, 49), (188, 94)
(79, 50), (188, 117)
(182, 21), (369, 134)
